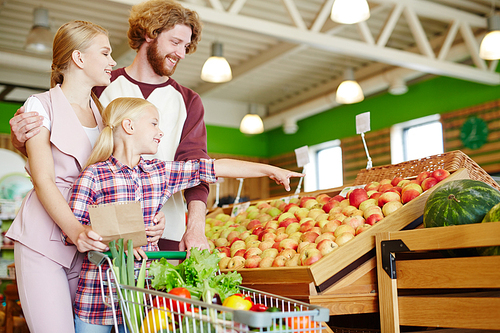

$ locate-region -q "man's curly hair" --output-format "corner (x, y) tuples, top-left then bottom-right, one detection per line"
(128, 0), (202, 54)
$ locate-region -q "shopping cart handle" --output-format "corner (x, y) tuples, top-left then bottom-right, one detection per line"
(102, 250), (187, 260)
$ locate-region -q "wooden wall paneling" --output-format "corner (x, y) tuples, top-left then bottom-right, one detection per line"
(0, 134), (22, 157)
(206, 153), (270, 208)
(268, 151), (302, 198)
(441, 99), (500, 175)
(342, 128), (392, 185)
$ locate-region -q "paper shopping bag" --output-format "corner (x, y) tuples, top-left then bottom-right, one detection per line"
(88, 201), (147, 247)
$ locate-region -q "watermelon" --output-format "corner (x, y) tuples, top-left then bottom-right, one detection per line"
(478, 203), (500, 256)
(424, 179), (500, 228)
(424, 179), (500, 257)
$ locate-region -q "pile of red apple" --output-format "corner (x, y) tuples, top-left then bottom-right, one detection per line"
(205, 168), (450, 270)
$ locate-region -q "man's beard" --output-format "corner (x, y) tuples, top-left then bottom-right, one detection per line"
(146, 38), (178, 77)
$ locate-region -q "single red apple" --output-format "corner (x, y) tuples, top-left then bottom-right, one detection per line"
(278, 217), (299, 228)
(390, 186), (403, 194)
(378, 183), (393, 193)
(349, 188), (369, 209)
(401, 189), (420, 204)
(416, 171), (431, 184)
(391, 176), (403, 187)
(283, 203), (299, 212)
(330, 195), (345, 202)
(369, 191), (382, 201)
(421, 176), (438, 191)
(366, 213), (383, 225)
(299, 196), (316, 208)
(322, 200), (339, 213)
(432, 168), (450, 182)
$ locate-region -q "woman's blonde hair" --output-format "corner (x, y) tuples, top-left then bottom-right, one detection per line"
(85, 97), (156, 168)
(128, 0), (202, 54)
(51, 20), (108, 109)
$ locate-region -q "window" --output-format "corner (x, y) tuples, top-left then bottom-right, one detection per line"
(304, 140), (343, 192)
(391, 114), (443, 164)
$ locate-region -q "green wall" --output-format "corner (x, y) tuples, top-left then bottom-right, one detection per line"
(2, 75), (500, 158)
(266, 76), (500, 157)
(0, 102), (21, 134)
(206, 125), (269, 157)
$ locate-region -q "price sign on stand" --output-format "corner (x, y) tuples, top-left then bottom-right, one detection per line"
(278, 195), (298, 204)
(294, 146), (309, 195)
(356, 112), (373, 169)
(231, 201), (250, 217)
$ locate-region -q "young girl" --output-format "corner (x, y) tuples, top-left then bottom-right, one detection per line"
(5, 21), (165, 333)
(69, 97), (304, 332)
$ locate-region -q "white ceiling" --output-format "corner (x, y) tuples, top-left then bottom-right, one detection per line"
(0, 0), (499, 133)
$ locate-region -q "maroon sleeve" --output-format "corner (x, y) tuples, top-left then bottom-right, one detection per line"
(175, 91), (210, 205)
(92, 85), (105, 98)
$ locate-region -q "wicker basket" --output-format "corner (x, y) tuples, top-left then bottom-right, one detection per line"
(353, 150), (500, 191)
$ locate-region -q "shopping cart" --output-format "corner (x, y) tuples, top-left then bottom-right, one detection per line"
(88, 251), (330, 333)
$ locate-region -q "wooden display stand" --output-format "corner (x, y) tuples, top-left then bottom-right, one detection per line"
(219, 151), (500, 317)
(376, 222), (500, 331)
(234, 169), (470, 315)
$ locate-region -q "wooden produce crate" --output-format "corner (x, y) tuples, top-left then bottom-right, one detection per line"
(223, 151), (500, 316)
(376, 222), (500, 332)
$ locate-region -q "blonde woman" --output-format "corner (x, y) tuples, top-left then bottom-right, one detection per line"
(69, 97), (304, 331)
(5, 22), (165, 332)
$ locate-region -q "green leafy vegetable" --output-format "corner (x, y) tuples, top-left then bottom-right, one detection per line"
(149, 248), (242, 302)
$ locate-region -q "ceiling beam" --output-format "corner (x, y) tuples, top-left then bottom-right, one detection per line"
(106, 0), (498, 88)
(370, 0), (487, 26)
(197, 4), (389, 98)
(167, 1), (498, 85)
(263, 37), (483, 131)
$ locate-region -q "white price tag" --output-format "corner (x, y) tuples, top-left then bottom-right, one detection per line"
(339, 185), (366, 197)
(279, 195), (298, 204)
(231, 201), (250, 217)
(356, 112), (371, 134)
(295, 146), (310, 168)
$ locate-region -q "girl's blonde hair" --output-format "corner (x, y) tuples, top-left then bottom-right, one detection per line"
(85, 97), (156, 168)
(51, 20), (108, 109)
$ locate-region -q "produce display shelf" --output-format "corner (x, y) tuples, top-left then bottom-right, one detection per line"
(376, 221), (500, 331)
(233, 169), (468, 314)
(220, 151), (499, 316)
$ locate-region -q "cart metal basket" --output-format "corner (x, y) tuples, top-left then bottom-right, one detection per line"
(88, 251), (330, 333)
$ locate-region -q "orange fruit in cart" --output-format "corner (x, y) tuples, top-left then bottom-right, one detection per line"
(286, 315), (317, 333)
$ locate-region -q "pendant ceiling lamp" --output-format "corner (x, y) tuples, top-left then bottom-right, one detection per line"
(479, 14), (500, 60)
(336, 68), (364, 104)
(331, 0), (370, 25)
(201, 42), (232, 83)
(240, 104), (264, 135)
(25, 7), (53, 54)
(388, 77), (409, 95)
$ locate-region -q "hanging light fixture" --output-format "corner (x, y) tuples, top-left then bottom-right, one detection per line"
(240, 104), (264, 135)
(388, 77), (409, 95)
(479, 13), (500, 60)
(336, 68), (364, 104)
(201, 42), (232, 83)
(25, 7), (53, 54)
(331, 0), (370, 25)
